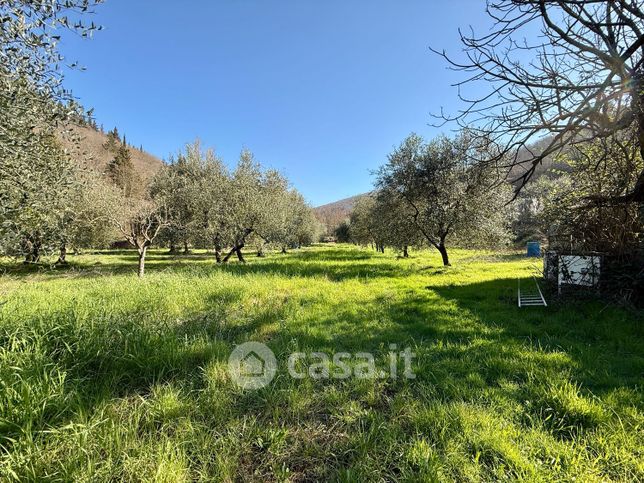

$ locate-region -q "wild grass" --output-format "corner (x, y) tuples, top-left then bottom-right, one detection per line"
(0, 245), (642, 481)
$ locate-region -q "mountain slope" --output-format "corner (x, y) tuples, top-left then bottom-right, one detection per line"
(61, 125), (164, 182)
(314, 193), (369, 235)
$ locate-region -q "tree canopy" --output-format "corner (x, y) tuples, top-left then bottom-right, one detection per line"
(372, 132), (512, 265)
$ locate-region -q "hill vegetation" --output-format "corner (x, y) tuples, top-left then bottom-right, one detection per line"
(314, 194), (368, 238)
(61, 124), (164, 183)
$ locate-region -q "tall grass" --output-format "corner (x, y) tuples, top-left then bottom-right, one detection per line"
(0, 245), (642, 481)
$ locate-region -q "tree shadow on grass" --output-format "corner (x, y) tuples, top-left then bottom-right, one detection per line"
(426, 278), (644, 394)
(0, 248), (416, 283)
(274, 275), (642, 410)
(0, 283), (293, 446)
(2, 271), (643, 479)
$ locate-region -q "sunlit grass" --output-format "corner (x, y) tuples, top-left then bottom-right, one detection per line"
(0, 245), (642, 481)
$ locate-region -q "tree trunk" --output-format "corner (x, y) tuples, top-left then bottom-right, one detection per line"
(437, 242), (450, 266)
(223, 230), (252, 263)
(138, 246), (147, 277)
(403, 246), (409, 258)
(256, 239), (266, 257)
(632, 73), (644, 202)
(222, 247), (235, 263)
(214, 235), (223, 263)
(56, 243), (68, 265)
(223, 244), (246, 263)
(23, 237), (41, 264)
(183, 241), (190, 254)
(168, 242), (177, 254)
(281, 246), (287, 254)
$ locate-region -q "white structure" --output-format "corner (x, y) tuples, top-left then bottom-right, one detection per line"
(544, 252), (602, 293)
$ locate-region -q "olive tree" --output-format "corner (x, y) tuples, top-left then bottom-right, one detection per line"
(1, 0), (102, 261)
(253, 170), (291, 255)
(349, 196), (385, 252)
(220, 151), (264, 263)
(291, 196), (323, 248)
(55, 168), (122, 263)
(113, 199), (170, 277)
(0, 134), (79, 262)
(372, 189), (424, 257)
(150, 149), (204, 254)
(376, 133), (512, 266)
(159, 140), (318, 263)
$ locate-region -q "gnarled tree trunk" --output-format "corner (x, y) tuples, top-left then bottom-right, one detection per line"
(138, 246), (148, 277)
(437, 241), (450, 266)
(23, 236), (41, 264)
(403, 246), (409, 258)
(56, 243), (68, 265)
(236, 244), (246, 263)
(222, 229), (252, 264)
(214, 234), (223, 263)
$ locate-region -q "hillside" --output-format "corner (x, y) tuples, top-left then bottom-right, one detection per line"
(61, 125), (164, 182)
(314, 193), (369, 236)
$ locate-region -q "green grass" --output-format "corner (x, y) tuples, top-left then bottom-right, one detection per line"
(0, 245), (642, 481)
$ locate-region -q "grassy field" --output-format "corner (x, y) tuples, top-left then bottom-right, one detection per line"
(0, 245), (642, 481)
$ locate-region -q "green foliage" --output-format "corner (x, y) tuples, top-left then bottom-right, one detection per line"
(0, 1), (104, 261)
(0, 245), (641, 480)
(349, 196), (383, 248)
(0, 134), (79, 261)
(366, 132), (513, 263)
(349, 191), (425, 255)
(152, 141), (319, 260)
(64, 170), (122, 250)
(542, 137), (644, 254)
(512, 176), (554, 245)
(107, 143), (140, 198)
(149, 149), (203, 251)
(0, 1), (102, 99)
(102, 127), (121, 152)
(334, 221), (352, 243)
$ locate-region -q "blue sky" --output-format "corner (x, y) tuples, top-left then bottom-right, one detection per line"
(61, 0), (495, 206)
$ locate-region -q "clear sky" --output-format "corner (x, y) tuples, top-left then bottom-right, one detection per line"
(61, 0), (495, 206)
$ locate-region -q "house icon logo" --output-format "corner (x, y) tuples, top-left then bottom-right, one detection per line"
(228, 341), (277, 389)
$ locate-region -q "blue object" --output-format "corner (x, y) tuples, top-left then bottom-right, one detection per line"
(527, 241), (541, 257)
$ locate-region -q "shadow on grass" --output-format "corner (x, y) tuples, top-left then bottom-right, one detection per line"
(269, 277), (643, 449)
(2, 264), (643, 480)
(0, 248), (415, 282)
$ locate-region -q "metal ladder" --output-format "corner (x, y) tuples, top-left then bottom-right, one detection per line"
(518, 276), (548, 307)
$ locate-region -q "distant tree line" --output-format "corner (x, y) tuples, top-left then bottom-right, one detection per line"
(148, 141), (321, 268)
